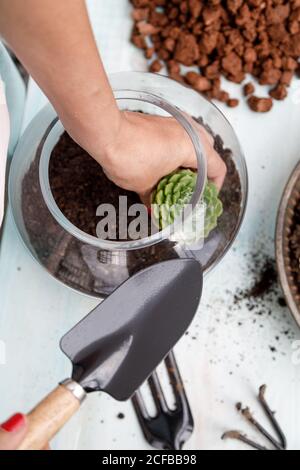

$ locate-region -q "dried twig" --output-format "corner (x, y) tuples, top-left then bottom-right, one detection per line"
(222, 385), (287, 450)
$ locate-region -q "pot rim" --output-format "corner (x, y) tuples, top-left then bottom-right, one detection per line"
(275, 160), (300, 328)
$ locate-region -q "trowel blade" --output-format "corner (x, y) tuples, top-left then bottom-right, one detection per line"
(60, 259), (202, 401)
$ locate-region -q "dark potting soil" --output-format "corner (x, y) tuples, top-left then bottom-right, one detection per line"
(288, 198), (300, 293)
(21, 115), (242, 296)
(49, 132), (151, 239)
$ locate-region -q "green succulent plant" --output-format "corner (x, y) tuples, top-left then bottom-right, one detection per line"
(151, 169), (223, 239)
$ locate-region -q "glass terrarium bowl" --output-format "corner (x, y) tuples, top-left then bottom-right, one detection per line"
(9, 72), (248, 298)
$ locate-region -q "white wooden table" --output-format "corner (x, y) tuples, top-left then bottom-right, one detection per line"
(1, 0), (300, 450)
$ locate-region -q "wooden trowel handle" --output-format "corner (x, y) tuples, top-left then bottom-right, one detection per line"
(17, 379), (87, 450)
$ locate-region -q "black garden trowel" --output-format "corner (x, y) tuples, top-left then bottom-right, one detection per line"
(17, 259), (202, 450)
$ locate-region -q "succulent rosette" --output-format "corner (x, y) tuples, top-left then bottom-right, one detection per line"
(151, 169), (223, 241)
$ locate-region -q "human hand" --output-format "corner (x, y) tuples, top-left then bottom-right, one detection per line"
(75, 111), (227, 203)
(0, 413), (28, 450)
(0, 413), (49, 450)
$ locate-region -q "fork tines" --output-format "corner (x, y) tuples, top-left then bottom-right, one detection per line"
(132, 351), (194, 450)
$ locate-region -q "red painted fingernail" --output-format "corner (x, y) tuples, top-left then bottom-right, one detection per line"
(1, 413), (25, 432)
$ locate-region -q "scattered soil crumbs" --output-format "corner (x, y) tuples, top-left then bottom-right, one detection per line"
(188, 243), (298, 374)
(130, 0), (300, 112)
(244, 259), (277, 299)
(224, 250), (297, 353)
(233, 256), (278, 310)
(278, 297), (287, 307)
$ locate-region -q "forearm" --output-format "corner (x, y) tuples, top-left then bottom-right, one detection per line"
(0, 0), (226, 196)
(0, 0), (120, 153)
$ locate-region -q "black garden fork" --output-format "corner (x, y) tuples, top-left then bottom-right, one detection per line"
(132, 351), (194, 450)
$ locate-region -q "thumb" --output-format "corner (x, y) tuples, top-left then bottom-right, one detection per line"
(0, 413), (28, 450)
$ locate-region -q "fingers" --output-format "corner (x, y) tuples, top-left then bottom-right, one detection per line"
(198, 125), (227, 190)
(207, 157), (227, 191)
(0, 413), (28, 450)
(183, 122), (227, 191)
